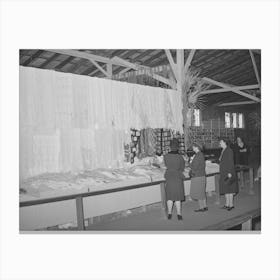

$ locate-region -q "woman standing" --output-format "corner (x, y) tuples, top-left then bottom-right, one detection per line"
(219, 138), (239, 211)
(164, 139), (185, 220)
(190, 143), (207, 212)
(236, 136), (249, 166)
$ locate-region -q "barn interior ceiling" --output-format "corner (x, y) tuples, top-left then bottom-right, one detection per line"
(19, 49), (261, 107)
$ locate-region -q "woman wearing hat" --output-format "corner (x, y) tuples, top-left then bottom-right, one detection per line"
(189, 143), (208, 212)
(164, 138), (186, 220)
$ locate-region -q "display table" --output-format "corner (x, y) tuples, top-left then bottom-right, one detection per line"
(20, 162), (220, 230)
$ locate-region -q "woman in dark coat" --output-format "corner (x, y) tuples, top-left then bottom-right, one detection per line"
(190, 143), (207, 212)
(236, 136), (249, 166)
(164, 138), (185, 220)
(219, 138), (239, 211)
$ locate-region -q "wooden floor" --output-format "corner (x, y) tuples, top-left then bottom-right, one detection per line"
(86, 181), (261, 231)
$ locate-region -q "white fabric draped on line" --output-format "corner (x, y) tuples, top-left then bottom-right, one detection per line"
(19, 66), (183, 180)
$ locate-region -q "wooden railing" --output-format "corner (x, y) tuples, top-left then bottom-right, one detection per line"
(19, 166), (254, 230)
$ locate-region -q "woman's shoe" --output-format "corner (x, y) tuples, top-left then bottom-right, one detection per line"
(167, 214), (172, 220)
(177, 215), (183, 220)
(227, 206), (235, 211)
(194, 208), (204, 212)
(220, 205), (229, 209)
(203, 207), (208, 211)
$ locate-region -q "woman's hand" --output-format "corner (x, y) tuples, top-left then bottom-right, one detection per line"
(228, 173), (232, 178)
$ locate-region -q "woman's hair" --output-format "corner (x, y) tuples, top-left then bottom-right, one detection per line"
(218, 137), (230, 146)
(192, 142), (202, 151)
(170, 138), (179, 151)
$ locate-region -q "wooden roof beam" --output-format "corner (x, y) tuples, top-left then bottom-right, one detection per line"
(118, 67), (131, 75)
(200, 84), (260, 95)
(91, 60), (110, 77)
(218, 101), (257, 106)
(88, 65), (107, 77)
(111, 58), (175, 89)
(141, 51), (165, 67)
(46, 49), (111, 64)
(202, 77), (261, 102)
(184, 49), (196, 73)
(55, 56), (75, 70)
(22, 50), (44, 66)
(164, 49), (178, 81)
(80, 65), (97, 76)
(112, 64), (171, 79)
(40, 53), (61, 68)
(68, 59), (88, 73)
(249, 50), (261, 85)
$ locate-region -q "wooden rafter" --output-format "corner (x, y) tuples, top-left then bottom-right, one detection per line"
(227, 70), (257, 86)
(46, 49), (111, 64)
(55, 56), (75, 70)
(145, 72), (176, 89)
(111, 58), (175, 89)
(111, 56), (145, 70)
(184, 49), (195, 73)
(90, 60), (109, 77)
(218, 101), (257, 106)
(40, 53), (60, 68)
(134, 49), (156, 62)
(118, 67), (131, 75)
(142, 50), (164, 66)
(202, 77), (260, 102)
(164, 49), (178, 81)
(68, 59), (87, 73)
(112, 50), (141, 74)
(202, 56), (249, 79)
(110, 49), (127, 58)
(149, 55), (168, 68)
(200, 84), (260, 95)
(249, 50), (261, 85)
(80, 65), (97, 76)
(22, 50), (44, 66)
(112, 64), (171, 79)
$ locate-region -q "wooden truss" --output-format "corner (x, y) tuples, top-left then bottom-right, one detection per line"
(46, 49), (261, 103)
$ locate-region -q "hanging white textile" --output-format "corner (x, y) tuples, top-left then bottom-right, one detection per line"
(19, 66), (183, 180)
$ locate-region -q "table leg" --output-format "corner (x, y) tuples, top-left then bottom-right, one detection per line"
(242, 218), (252, 230)
(160, 182), (167, 218)
(249, 167), (255, 195)
(76, 196), (85, 230)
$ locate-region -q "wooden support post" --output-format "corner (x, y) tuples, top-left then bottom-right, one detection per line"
(176, 49), (184, 88)
(242, 218), (252, 230)
(249, 167), (255, 195)
(76, 196), (85, 230)
(160, 182), (167, 218)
